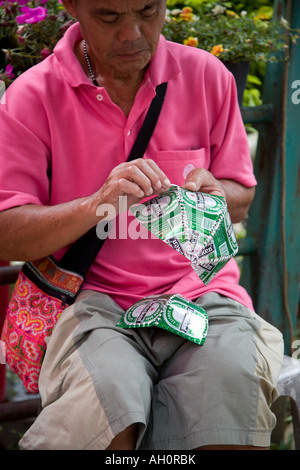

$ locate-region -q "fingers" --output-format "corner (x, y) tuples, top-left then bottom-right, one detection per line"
(144, 159), (171, 192)
(184, 168), (226, 198)
(96, 158), (172, 217)
(112, 158), (171, 198)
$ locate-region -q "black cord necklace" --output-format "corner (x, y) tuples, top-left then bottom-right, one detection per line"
(83, 40), (98, 86)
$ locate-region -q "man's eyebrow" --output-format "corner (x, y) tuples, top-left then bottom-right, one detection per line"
(138, 1), (160, 12)
(91, 2), (160, 16)
(91, 8), (120, 16)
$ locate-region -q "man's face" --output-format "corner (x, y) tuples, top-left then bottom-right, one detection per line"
(63, 0), (167, 79)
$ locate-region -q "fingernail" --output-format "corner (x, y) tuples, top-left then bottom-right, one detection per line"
(163, 178), (171, 187)
(186, 182), (197, 190)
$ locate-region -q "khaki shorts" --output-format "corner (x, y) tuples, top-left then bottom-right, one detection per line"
(19, 290), (284, 450)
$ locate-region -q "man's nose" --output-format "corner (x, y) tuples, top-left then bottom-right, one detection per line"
(117, 15), (142, 43)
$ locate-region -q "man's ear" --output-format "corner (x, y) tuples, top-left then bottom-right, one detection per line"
(61, 0), (78, 19)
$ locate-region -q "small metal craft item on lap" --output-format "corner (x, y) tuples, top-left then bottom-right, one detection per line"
(130, 184), (239, 285)
(117, 294), (209, 345)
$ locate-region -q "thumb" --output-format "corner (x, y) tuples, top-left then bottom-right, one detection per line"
(184, 168), (226, 198)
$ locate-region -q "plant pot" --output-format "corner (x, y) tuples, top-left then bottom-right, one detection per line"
(224, 61), (250, 106)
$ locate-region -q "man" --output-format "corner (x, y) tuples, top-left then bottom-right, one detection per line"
(0, 0), (283, 449)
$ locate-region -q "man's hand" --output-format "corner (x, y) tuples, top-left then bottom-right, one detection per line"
(183, 167), (255, 224)
(94, 158), (171, 216)
(184, 167), (226, 198)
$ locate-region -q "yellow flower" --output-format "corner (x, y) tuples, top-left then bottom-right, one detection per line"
(255, 14), (269, 20)
(210, 44), (224, 56)
(180, 7), (194, 21)
(183, 36), (199, 47)
(226, 10), (239, 18)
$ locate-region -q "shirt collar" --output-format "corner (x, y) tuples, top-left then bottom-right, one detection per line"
(147, 35), (180, 87)
(54, 22), (180, 90)
(54, 23), (88, 88)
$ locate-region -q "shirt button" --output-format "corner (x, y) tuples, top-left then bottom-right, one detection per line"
(127, 130), (131, 136)
(96, 94), (103, 101)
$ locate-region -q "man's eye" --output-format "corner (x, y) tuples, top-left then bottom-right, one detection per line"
(140, 5), (157, 18)
(99, 14), (119, 23)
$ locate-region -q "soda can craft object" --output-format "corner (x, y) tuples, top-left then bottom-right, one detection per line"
(117, 294), (208, 345)
(130, 185), (239, 285)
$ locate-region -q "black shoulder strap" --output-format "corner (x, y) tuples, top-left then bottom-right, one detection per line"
(60, 82), (168, 275)
(127, 82), (168, 161)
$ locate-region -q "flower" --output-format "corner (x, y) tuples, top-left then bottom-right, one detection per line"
(211, 5), (226, 16)
(0, 0), (76, 86)
(210, 44), (224, 57)
(179, 7), (194, 22)
(162, 2), (299, 63)
(40, 47), (51, 59)
(226, 10), (239, 18)
(0, 64), (14, 80)
(4, 64), (14, 79)
(183, 36), (198, 47)
(16, 6), (48, 25)
(0, 0), (29, 4)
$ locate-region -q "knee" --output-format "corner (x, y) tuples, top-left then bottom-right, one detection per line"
(106, 423), (139, 450)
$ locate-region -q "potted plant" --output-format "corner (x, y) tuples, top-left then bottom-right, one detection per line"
(162, 0), (299, 104)
(0, 0), (75, 89)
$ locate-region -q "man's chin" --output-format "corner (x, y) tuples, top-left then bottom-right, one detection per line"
(110, 52), (152, 78)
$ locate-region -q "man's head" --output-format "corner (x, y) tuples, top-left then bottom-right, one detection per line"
(62, 0), (167, 80)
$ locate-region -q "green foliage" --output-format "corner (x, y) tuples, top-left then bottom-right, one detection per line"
(242, 60), (266, 106)
(167, 0), (275, 15)
(243, 73), (263, 106)
(163, 1), (299, 63)
(271, 432), (294, 450)
(0, 1), (75, 86)
(164, 0), (299, 107)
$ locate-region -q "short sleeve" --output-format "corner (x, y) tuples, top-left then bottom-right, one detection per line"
(0, 90), (50, 211)
(209, 72), (257, 188)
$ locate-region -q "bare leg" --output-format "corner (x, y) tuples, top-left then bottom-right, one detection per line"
(106, 423), (139, 450)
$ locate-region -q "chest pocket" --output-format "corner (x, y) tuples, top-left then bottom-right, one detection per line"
(153, 148), (208, 186)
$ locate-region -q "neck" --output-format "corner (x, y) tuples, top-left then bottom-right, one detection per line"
(103, 75), (143, 116)
(77, 40), (146, 116)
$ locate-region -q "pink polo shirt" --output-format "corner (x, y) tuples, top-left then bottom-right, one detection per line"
(0, 23), (257, 311)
